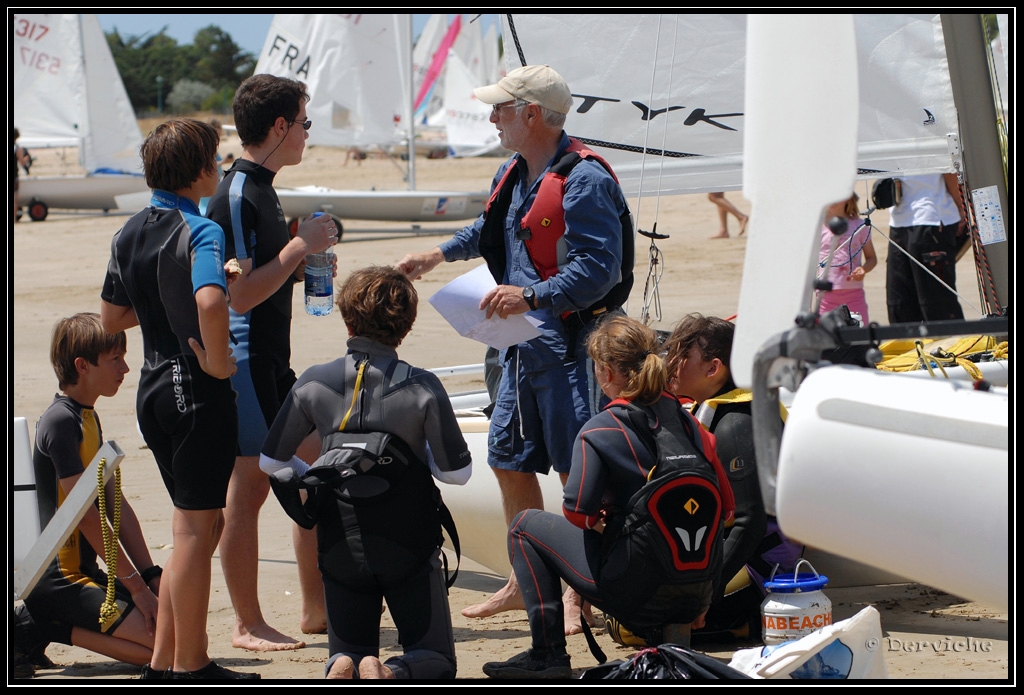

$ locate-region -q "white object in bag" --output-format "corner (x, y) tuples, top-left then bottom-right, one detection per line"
(728, 606), (888, 679)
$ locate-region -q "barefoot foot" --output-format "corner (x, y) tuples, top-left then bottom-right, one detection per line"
(233, 622), (306, 652)
(326, 655), (355, 679)
(300, 616), (328, 635)
(709, 231), (730, 239)
(738, 215), (749, 236)
(358, 656), (395, 680)
(461, 579), (526, 619)
(563, 588), (597, 636)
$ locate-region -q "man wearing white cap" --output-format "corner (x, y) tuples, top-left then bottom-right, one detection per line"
(397, 64), (634, 677)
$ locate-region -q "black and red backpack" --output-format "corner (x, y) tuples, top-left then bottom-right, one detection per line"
(597, 396), (726, 639)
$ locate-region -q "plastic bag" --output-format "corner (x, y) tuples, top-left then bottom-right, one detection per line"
(580, 644), (752, 680)
(728, 606), (887, 679)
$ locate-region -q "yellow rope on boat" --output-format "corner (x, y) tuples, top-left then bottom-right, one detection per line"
(875, 335), (1004, 382)
(96, 458), (123, 626)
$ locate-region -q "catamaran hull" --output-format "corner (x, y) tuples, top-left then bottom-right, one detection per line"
(775, 365), (1008, 610)
(448, 413), (916, 590)
(276, 186), (487, 223)
(19, 174), (149, 214)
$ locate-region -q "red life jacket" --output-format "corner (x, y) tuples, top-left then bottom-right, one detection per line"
(478, 138), (634, 322)
(486, 138), (619, 281)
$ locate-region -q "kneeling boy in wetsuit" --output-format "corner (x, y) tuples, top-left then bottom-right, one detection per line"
(260, 265), (472, 679)
(20, 313), (160, 675)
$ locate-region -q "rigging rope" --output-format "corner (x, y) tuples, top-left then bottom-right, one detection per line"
(639, 230), (665, 325)
(635, 15), (682, 326)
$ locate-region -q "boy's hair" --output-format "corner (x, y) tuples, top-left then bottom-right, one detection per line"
(51, 313), (127, 390)
(662, 313), (736, 381)
(587, 314), (666, 405)
(337, 266), (417, 347)
(140, 118), (220, 192)
(233, 74), (309, 148)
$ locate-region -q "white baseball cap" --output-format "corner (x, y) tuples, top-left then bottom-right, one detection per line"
(473, 64), (573, 115)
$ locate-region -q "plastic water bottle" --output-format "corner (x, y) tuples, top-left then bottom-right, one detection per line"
(304, 213), (335, 317)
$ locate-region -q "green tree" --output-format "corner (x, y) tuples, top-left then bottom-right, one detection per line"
(167, 78), (215, 113)
(106, 24), (255, 113)
(185, 26), (256, 91)
(107, 28), (187, 112)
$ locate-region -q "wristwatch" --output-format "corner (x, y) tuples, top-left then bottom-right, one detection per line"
(522, 286), (537, 311)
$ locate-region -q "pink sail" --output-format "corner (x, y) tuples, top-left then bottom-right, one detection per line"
(414, 14), (461, 112)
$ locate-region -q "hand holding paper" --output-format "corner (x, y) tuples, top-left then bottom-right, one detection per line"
(428, 264), (542, 350)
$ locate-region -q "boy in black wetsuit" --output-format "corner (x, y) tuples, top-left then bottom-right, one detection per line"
(205, 73), (337, 648)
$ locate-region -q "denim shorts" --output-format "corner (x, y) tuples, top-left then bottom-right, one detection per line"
(486, 344), (600, 475)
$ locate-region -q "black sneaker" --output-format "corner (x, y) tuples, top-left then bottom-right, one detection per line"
(482, 648), (571, 679)
(13, 604), (48, 678)
(27, 646), (57, 670)
(13, 650), (35, 680)
(171, 661), (261, 680)
(139, 663), (171, 680)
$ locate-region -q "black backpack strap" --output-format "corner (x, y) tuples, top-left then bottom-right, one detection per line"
(439, 498), (461, 589)
(581, 614), (608, 664)
(268, 474), (318, 530)
(616, 402), (660, 464)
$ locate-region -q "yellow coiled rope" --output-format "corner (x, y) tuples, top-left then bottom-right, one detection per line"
(96, 458), (123, 626)
(875, 335), (1005, 382)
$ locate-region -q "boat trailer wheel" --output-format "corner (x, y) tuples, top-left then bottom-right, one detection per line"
(27, 198), (49, 222)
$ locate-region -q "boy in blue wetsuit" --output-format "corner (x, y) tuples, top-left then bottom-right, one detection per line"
(101, 118), (255, 680)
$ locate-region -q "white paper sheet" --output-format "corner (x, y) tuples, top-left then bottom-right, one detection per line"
(428, 263), (543, 350)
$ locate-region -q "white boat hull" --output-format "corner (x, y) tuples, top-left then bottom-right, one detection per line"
(775, 365), (1009, 609)
(20, 174), (149, 213)
(276, 185), (487, 223)
(449, 408), (917, 590)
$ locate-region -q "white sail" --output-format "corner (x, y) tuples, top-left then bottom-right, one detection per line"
(255, 14), (412, 149)
(482, 20), (503, 83)
(251, 14), (489, 223)
(500, 13), (958, 198)
(452, 14), (487, 86)
(441, 50), (502, 158)
(13, 13), (143, 174)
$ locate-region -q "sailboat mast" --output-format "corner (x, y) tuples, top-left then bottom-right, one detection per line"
(405, 14), (416, 191)
(940, 14), (1009, 315)
(74, 14), (90, 172)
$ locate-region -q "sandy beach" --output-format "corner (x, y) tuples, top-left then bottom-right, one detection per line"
(11, 126), (1008, 681)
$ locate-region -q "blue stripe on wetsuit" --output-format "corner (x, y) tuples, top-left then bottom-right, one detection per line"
(224, 172), (269, 455)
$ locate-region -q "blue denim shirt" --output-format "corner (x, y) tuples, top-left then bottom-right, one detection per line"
(439, 132), (629, 369)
